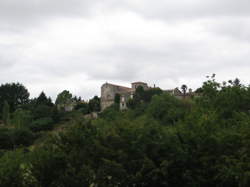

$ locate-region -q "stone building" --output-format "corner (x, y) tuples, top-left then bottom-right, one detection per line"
(101, 82), (148, 111)
(101, 82), (197, 111)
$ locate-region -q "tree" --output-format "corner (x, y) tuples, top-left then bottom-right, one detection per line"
(32, 105), (54, 120)
(36, 91), (53, 107)
(181, 84), (188, 98)
(55, 90), (73, 105)
(128, 86), (145, 108)
(12, 109), (32, 129)
(2, 101), (10, 126)
(147, 93), (188, 125)
(233, 78), (241, 87)
(74, 102), (89, 114)
(127, 87), (163, 110)
(0, 83), (29, 113)
(143, 88), (163, 102)
(89, 96), (101, 112)
(55, 90), (73, 111)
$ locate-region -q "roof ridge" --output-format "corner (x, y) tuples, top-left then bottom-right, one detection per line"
(105, 82), (132, 90)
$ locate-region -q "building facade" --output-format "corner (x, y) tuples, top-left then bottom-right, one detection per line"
(101, 82), (148, 111)
(101, 81), (196, 111)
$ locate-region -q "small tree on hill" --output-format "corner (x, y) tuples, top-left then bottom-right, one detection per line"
(89, 96), (101, 112)
(36, 91), (54, 106)
(0, 82), (30, 113)
(55, 90), (73, 111)
(181, 84), (187, 98)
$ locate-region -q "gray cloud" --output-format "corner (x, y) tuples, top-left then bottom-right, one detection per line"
(0, 0), (97, 29)
(111, 0), (250, 20)
(0, 0), (249, 99)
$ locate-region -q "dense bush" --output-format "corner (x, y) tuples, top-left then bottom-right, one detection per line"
(147, 93), (190, 125)
(11, 128), (35, 147)
(0, 128), (13, 149)
(29, 117), (54, 132)
(0, 128), (35, 149)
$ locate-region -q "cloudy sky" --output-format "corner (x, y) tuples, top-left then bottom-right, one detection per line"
(1, 0), (250, 100)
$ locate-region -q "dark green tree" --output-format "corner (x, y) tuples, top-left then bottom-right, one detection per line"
(55, 90), (73, 111)
(55, 90), (73, 105)
(2, 101), (10, 126)
(36, 91), (53, 107)
(75, 102), (89, 114)
(181, 84), (187, 98)
(147, 93), (188, 125)
(0, 83), (29, 113)
(89, 96), (101, 112)
(12, 109), (32, 129)
(233, 78), (241, 87)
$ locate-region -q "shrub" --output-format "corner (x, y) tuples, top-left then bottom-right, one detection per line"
(11, 128), (35, 147)
(0, 128), (13, 149)
(0, 128), (35, 149)
(29, 117), (53, 132)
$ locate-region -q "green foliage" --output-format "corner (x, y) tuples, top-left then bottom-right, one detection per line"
(32, 105), (54, 120)
(29, 117), (53, 132)
(99, 105), (121, 120)
(127, 86), (163, 109)
(29, 147), (67, 187)
(0, 128), (13, 149)
(0, 128), (35, 149)
(89, 96), (101, 112)
(36, 92), (54, 107)
(12, 109), (32, 129)
(11, 128), (35, 147)
(0, 150), (27, 187)
(55, 90), (74, 112)
(0, 82), (29, 113)
(147, 93), (189, 125)
(74, 102), (89, 114)
(2, 100), (10, 125)
(55, 90), (73, 105)
(181, 84), (187, 96)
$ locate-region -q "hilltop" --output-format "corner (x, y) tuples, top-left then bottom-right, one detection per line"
(1, 76), (250, 186)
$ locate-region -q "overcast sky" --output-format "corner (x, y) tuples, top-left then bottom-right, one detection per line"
(1, 0), (250, 100)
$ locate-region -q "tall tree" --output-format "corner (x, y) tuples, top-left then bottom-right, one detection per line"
(55, 90), (73, 111)
(12, 109), (32, 129)
(36, 91), (53, 106)
(181, 84), (187, 98)
(89, 96), (101, 112)
(2, 101), (10, 125)
(233, 78), (241, 87)
(55, 90), (73, 105)
(0, 83), (29, 113)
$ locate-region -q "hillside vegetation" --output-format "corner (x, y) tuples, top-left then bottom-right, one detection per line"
(1, 76), (250, 186)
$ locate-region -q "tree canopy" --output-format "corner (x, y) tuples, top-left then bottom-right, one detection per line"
(0, 83), (29, 113)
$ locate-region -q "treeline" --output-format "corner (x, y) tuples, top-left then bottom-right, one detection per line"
(0, 83), (100, 150)
(1, 76), (250, 186)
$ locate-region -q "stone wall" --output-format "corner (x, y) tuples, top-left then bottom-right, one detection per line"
(101, 83), (132, 111)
